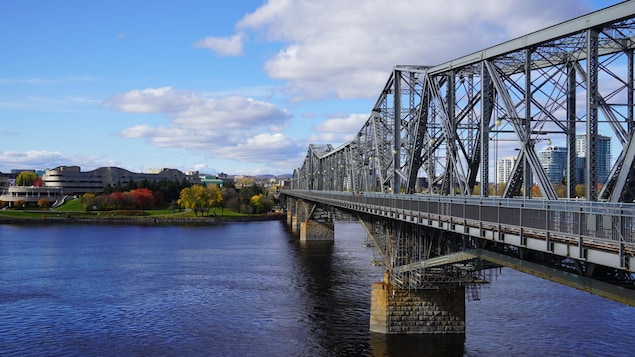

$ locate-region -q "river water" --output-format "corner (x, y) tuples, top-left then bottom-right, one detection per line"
(0, 221), (633, 356)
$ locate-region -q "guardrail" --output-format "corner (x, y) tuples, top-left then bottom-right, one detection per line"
(284, 190), (635, 249)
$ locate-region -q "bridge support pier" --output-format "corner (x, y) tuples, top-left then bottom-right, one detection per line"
(370, 273), (465, 334)
(285, 196), (301, 233)
(285, 197), (334, 241)
(300, 220), (334, 241)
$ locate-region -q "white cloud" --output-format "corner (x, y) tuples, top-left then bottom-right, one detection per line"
(309, 113), (368, 143)
(194, 33), (245, 56)
(105, 86), (198, 113)
(0, 150), (117, 172)
(120, 124), (155, 138)
(106, 87), (305, 165)
(235, 0), (592, 101)
(0, 151), (66, 171)
(216, 133), (303, 161)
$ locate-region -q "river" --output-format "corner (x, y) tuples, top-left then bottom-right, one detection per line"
(0, 221), (633, 356)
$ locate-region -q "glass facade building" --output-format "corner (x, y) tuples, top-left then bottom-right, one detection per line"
(538, 146), (567, 183)
(575, 135), (611, 183)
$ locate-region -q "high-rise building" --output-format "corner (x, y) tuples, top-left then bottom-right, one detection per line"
(538, 146), (567, 183)
(496, 156), (517, 184)
(575, 135), (611, 183)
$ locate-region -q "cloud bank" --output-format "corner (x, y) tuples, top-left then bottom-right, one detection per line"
(106, 87), (304, 166)
(234, 0), (591, 101)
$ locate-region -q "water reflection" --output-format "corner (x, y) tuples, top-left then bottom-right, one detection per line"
(2, 222), (633, 356)
(370, 332), (466, 357)
(287, 225), (468, 356)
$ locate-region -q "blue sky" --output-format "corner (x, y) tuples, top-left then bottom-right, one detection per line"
(0, 0), (622, 175)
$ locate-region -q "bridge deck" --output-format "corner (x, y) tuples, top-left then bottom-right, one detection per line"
(285, 190), (635, 274)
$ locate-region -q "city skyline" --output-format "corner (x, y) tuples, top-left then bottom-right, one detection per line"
(0, 0), (620, 175)
(492, 135), (612, 188)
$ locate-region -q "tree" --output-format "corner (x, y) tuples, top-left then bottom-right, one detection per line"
(207, 185), (224, 215)
(80, 193), (97, 210)
(249, 193), (273, 214)
(178, 185), (223, 216)
(575, 184), (586, 198)
(553, 183), (567, 198)
(15, 171), (39, 186)
(131, 188), (155, 209)
(236, 177), (255, 188)
(222, 187), (238, 211)
(37, 198), (50, 208)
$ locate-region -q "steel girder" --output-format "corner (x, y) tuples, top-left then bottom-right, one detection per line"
(293, 2), (635, 202)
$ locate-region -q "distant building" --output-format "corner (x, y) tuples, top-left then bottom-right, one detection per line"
(42, 166), (103, 194)
(575, 135), (611, 183)
(199, 175), (224, 187)
(0, 186), (64, 206)
(0, 172), (10, 190)
(496, 156), (517, 184)
(0, 166), (201, 205)
(42, 166), (200, 195)
(538, 146), (567, 183)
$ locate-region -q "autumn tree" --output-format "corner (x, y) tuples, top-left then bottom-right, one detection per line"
(131, 188), (155, 209)
(15, 171), (39, 186)
(178, 185), (223, 216)
(236, 183), (265, 214)
(80, 193), (97, 210)
(553, 183), (567, 198)
(207, 185), (223, 215)
(37, 198), (50, 208)
(575, 184), (586, 198)
(249, 193), (273, 214)
(236, 177), (255, 188)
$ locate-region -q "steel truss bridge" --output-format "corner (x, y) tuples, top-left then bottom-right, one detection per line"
(283, 2), (635, 305)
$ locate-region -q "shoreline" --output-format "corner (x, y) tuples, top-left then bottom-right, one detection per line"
(0, 213), (286, 226)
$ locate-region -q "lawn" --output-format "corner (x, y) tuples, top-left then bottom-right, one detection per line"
(0, 199), (253, 220)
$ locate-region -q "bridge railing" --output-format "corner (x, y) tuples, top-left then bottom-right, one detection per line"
(286, 190), (635, 247)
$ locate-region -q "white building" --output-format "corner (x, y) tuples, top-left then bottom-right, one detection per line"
(496, 156), (517, 184)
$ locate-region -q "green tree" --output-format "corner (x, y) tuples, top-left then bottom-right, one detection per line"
(221, 187), (238, 211)
(15, 171), (39, 186)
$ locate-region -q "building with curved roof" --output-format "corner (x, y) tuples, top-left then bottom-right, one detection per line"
(42, 166), (199, 195)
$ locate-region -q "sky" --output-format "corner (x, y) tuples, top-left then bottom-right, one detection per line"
(0, 0), (624, 176)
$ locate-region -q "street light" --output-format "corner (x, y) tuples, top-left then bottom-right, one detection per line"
(494, 119), (502, 196)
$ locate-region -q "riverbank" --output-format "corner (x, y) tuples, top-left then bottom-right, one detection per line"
(0, 212), (286, 226)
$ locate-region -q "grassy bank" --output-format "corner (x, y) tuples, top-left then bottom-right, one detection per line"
(0, 199), (283, 224)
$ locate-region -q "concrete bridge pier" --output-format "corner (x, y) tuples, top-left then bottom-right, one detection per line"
(286, 196), (299, 233)
(300, 219), (334, 242)
(370, 272), (465, 334)
(285, 197), (334, 241)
